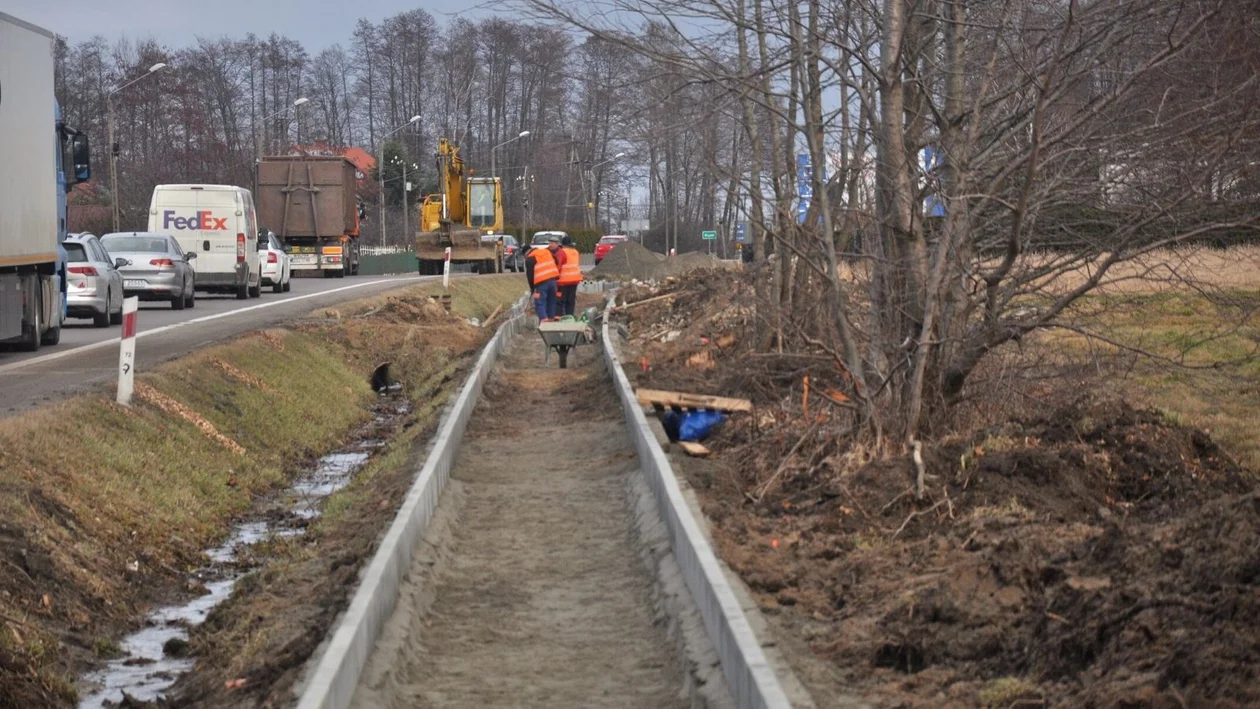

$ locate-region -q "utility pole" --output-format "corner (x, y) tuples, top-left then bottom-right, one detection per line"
(108, 62), (167, 232)
(108, 97), (119, 232)
(401, 158), (408, 248)
(377, 115), (421, 247)
(520, 165), (531, 245)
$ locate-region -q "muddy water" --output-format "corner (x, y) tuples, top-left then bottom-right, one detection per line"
(78, 401), (406, 708)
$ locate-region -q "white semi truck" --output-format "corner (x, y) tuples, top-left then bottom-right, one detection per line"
(0, 12), (92, 351)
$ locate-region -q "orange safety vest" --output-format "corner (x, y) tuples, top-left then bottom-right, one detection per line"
(531, 247), (559, 284)
(557, 246), (582, 286)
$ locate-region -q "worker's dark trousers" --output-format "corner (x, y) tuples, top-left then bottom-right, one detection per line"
(533, 279), (558, 320)
(558, 284), (578, 317)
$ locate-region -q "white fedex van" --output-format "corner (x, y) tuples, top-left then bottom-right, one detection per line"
(148, 185), (262, 299)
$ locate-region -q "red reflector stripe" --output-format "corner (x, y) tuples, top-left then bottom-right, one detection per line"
(122, 311), (137, 339)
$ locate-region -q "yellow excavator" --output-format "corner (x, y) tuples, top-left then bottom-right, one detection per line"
(415, 138), (504, 275)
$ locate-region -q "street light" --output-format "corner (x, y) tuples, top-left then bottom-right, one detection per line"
(108, 62), (168, 232)
(592, 151), (627, 170)
(491, 130), (530, 180)
(585, 151), (627, 230)
(378, 115), (422, 247)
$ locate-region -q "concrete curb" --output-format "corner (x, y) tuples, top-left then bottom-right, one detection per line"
(600, 301), (794, 709)
(294, 295), (528, 709)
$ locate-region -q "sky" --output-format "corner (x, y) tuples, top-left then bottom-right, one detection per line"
(5, 0), (503, 51)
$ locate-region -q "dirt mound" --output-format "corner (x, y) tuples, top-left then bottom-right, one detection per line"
(692, 399), (1258, 707)
(614, 269), (1260, 706)
(589, 241), (724, 281)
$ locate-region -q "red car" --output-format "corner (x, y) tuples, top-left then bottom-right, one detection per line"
(593, 235), (628, 264)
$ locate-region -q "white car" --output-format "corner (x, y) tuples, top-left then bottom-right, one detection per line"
(259, 231), (291, 293)
(528, 230), (568, 252)
(64, 233), (125, 327)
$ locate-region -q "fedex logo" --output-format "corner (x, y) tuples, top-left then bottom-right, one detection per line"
(163, 210), (228, 231)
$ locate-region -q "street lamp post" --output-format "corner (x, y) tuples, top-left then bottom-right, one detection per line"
(108, 62), (167, 232)
(490, 130), (530, 181)
(397, 156), (418, 250)
(253, 97), (309, 195)
(585, 151), (626, 230)
(377, 115), (421, 247)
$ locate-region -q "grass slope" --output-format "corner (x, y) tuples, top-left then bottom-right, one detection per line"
(0, 276), (523, 707)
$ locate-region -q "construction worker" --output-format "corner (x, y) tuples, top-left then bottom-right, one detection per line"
(526, 235), (561, 321)
(556, 235), (583, 317)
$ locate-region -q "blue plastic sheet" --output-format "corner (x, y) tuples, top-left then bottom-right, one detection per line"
(662, 409), (727, 442)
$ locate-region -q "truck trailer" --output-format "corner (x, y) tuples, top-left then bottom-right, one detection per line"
(0, 12), (91, 351)
(255, 156), (362, 278)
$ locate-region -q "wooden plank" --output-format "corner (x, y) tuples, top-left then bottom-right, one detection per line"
(618, 291), (690, 309)
(678, 441), (712, 457)
(636, 388), (753, 413)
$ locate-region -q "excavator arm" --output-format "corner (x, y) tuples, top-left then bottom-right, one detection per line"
(415, 138), (505, 275)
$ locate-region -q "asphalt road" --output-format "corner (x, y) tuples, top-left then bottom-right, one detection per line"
(0, 274), (438, 418)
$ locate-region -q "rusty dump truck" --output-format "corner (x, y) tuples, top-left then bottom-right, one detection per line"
(256, 155), (362, 277)
(415, 138), (503, 275)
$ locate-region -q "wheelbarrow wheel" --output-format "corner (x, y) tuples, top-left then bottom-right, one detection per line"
(558, 347), (569, 369)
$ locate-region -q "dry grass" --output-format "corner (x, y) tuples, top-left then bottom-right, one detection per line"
(1042, 289), (1260, 469)
(835, 245), (1260, 295)
(0, 277), (524, 707)
(843, 245), (1260, 469)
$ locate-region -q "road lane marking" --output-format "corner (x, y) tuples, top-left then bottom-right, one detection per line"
(0, 276), (433, 374)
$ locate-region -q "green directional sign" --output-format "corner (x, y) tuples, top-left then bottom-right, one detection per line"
(701, 230), (717, 240)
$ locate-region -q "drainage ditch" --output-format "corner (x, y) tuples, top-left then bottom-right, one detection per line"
(78, 394), (411, 708)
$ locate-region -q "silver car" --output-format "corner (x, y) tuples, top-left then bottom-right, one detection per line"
(100, 232), (197, 310)
(64, 233), (125, 327)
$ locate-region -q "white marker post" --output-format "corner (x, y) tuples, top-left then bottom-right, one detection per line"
(117, 296), (138, 405)
(442, 246), (451, 288)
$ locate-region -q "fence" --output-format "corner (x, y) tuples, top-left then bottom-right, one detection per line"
(358, 245), (417, 276)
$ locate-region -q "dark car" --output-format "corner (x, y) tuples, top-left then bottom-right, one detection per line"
(502, 235), (524, 272)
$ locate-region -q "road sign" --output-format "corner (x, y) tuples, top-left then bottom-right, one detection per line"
(735, 222), (746, 243)
(702, 230), (717, 240)
(796, 154), (812, 224)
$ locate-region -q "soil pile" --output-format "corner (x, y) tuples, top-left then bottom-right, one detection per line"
(589, 241), (724, 281)
(616, 268), (1260, 708)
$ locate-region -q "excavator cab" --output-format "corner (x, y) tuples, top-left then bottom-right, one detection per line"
(467, 177), (502, 232)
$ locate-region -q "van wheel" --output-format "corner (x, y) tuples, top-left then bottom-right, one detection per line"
(283, 280), (291, 292)
(237, 283), (249, 299)
(249, 280), (262, 298)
